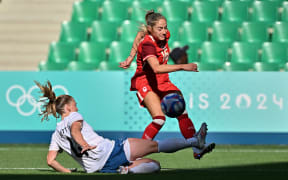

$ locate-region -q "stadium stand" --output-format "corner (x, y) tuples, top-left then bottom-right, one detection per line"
(178, 21), (209, 44)
(190, 1), (220, 24)
(119, 20), (140, 43)
(210, 21), (241, 44)
(198, 41), (230, 71)
(90, 20), (120, 47)
(0, 0), (77, 70)
(160, 0), (190, 22)
(76, 42), (107, 68)
(2, 0), (288, 71)
(70, 0), (101, 26)
(100, 0), (130, 23)
(223, 42), (260, 71)
(221, 1), (250, 23)
(59, 21), (88, 46)
(107, 41), (134, 70)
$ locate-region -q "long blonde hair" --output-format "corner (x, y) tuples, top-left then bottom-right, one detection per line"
(139, 10), (167, 35)
(35, 80), (73, 121)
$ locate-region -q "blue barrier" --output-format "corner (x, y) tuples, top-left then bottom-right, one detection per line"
(1, 71), (288, 144)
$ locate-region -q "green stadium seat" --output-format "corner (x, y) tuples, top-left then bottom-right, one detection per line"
(77, 42), (107, 69)
(261, 42), (287, 66)
(119, 20), (140, 43)
(59, 21), (88, 46)
(83, 0), (104, 2)
(137, 0), (166, 2)
(70, 1), (101, 26)
(191, 1), (219, 24)
(284, 62), (288, 71)
(38, 61), (67, 71)
(90, 21), (120, 47)
(225, 42), (260, 71)
(221, 1), (250, 23)
(164, 0), (195, 2)
(268, 0), (287, 6)
(231, 42), (260, 64)
(202, 0), (225, 6)
(272, 22), (288, 43)
(160, 1), (189, 22)
(250, 1), (280, 24)
(198, 42), (230, 71)
(178, 21), (208, 43)
(253, 62), (281, 71)
(101, 1), (130, 23)
(281, 2), (288, 22)
(167, 20), (183, 42)
(225, 0), (254, 6)
(130, 1), (162, 22)
(98, 61), (109, 71)
(47, 42), (77, 64)
(107, 41), (133, 70)
(67, 61), (96, 71)
(113, 0), (134, 2)
(240, 22), (270, 43)
(223, 62), (254, 71)
(129, 61), (137, 70)
(211, 21), (241, 44)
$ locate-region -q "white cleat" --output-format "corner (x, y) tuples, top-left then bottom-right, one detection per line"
(118, 166), (129, 174)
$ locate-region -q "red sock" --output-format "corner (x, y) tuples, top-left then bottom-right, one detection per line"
(142, 116), (166, 140)
(177, 113), (196, 139)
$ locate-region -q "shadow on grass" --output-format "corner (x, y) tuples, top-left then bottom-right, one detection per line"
(1, 162), (288, 180)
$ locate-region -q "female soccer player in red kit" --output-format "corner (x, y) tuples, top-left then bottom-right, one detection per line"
(119, 10), (214, 159)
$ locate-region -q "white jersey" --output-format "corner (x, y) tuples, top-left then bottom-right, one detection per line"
(48, 112), (115, 173)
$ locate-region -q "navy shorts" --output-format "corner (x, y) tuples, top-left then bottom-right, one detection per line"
(100, 139), (130, 173)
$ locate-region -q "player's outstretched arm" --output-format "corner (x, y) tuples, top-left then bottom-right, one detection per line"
(47, 150), (72, 173)
(119, 31), (144, 69)
(147, 56), (198, 74)
(71, 120), (96, 153)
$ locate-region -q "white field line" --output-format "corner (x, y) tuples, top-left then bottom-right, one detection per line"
(0, 168), (52, 170)
(1, 148), (288, 153)
(0, 148), (47, 151)
(215, 149), (288, 153)
(0, 168), (287, 172)
(0, 167), (79, 171)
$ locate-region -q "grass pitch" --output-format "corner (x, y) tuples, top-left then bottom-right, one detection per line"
(0, 144), (288, 180)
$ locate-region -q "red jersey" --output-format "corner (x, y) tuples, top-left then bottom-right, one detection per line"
(130, 31), (172, 92)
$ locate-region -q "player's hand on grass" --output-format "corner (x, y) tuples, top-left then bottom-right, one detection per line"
(70, 168), (78, 173)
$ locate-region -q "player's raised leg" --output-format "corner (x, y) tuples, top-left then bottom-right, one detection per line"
(142, 91), (166, 140)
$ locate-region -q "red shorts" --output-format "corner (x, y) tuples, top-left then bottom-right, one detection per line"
(134, 81), (180, 107)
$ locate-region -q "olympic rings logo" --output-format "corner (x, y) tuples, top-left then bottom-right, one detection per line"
(6, 85), (69, 116)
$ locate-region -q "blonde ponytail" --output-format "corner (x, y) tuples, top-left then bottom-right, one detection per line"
(35, 80), (58, 121)
(35, 81), (73, 121)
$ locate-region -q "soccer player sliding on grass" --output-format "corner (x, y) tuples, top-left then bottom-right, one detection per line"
(119, 10), (213, 159)
(35, 81), (215, 174)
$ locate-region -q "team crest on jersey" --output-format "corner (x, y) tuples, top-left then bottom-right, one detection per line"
(161, 48), (169, 63)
